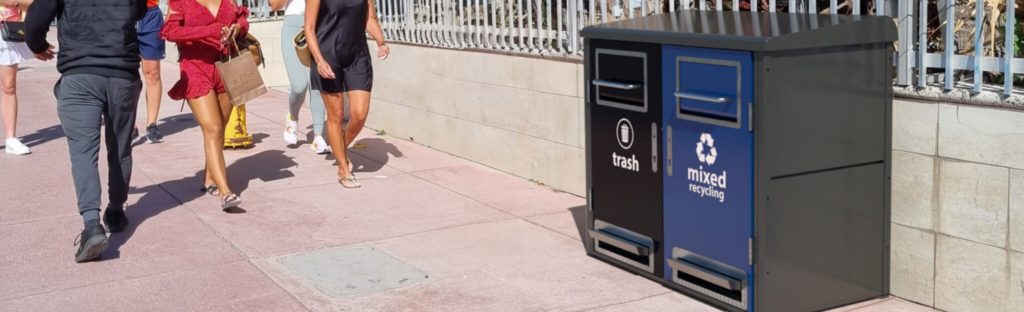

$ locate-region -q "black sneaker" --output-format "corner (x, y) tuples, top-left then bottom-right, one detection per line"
(103, 209), (129, 233)
(74, 223), (108, 263)
(130, 126), (144, 145)
(146, 123), (164, 143)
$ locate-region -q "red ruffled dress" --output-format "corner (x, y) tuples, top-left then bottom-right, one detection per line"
(160, 0), (250, 100)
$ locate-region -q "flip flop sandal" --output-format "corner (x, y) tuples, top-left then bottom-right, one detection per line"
(338, 175), (361, 188)
(201, 185), (219, 196)
(221, 194), (242, 211)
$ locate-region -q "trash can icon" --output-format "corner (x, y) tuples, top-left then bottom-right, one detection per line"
(620, 124), (630, 145)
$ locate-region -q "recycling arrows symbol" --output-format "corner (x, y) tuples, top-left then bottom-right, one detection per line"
(695, 133), (717, 165)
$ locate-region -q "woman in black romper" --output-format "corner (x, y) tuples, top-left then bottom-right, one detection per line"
(305, 0), (388, 188)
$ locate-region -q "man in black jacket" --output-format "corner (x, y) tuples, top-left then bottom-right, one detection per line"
(26, 0), (148, 263)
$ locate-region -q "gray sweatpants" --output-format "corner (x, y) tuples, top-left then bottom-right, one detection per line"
(282, 15), (327, 134)
(55, 74), (143, 222)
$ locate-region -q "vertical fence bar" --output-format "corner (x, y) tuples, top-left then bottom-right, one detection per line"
(578, 0), (585, 53)
(669, 0), (675, 11)
(809, 0), (815, 14)
(896, 0), (911, 85)
(750, 0), (755, 12)
(853, 0), (859, 15)
(557, 0), (563, 53)
(548, 0), (557, 51)
(527, 0), (534, 51)
(918, 0), (927, 87)
(569, 0), (577, 53)
(973, 0), (983, 93)
(769, 0), (775, 12)
(829, 0), (835, 14)
(1006, 0), (1016, 94)
(716, 0), (722, 11)
(699, 0), (706, 11)
(875, 0), (882, 16)
(943, 0), (953, 90)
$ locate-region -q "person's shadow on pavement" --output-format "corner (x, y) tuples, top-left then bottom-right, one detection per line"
(2, 125), (66, 148)
(131, 113), (200, 147)
(103, 150), (298, 260)
(324, 137), (403, 173)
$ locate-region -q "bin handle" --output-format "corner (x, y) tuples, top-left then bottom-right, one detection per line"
(592, 79), (642, 90)
(589, 229), (651, 256)
(674, 92), (730, 103)
(667, 257), (743, 291)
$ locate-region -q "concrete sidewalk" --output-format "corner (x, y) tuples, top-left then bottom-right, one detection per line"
(0, 57), (935, 311)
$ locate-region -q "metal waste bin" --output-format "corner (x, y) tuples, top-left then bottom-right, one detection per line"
(583, 11), (897, 312)
(584, 40), (665, 278)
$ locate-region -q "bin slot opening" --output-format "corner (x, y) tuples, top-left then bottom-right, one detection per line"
(598, 241), (650, 265)
(597, 78), (645, 108)
(678, 104), (739, 124)
(595, 50), (647, 111)
(676, 268), (743, 301)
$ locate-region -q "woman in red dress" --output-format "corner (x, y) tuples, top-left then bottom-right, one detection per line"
(161, 0), (249, 210)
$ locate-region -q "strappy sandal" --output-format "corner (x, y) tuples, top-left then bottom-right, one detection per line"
(200, 185), (219, 196)
(221, 193), (242, 211)
(338, 174), (361, 188)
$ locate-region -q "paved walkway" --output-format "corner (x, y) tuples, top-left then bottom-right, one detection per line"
(0, 54), (939, 311)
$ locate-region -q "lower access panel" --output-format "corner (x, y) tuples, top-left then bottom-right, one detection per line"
(662, 45), (755, 311)
(588, 39), (664, 277)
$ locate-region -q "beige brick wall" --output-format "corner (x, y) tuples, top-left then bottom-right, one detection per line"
(891, 98), (1024, 312)
(365, 43), (586, 196)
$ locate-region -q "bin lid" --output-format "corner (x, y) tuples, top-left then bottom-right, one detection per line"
(580, 11), (898, 51)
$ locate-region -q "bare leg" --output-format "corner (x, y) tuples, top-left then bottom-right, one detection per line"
(188, 92), (234, 198)
(321, 91), (357, 186)
(342, 90), (370, 148)
(0, 64), (18, 139)
(142, 60), (162, 125)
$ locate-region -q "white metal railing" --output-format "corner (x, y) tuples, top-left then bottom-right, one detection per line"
(370, 0), (1023, 95)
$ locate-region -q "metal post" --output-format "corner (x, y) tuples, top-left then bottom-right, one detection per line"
(918, 0), (927, 87)
(943, 0), (954, 90)
(1006, 0), (1016, 95)
(896, 0), (911, 85)
(973, 0), (984, 93)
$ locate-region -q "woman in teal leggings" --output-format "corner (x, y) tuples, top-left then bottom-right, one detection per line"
(276, 0), (329, 154)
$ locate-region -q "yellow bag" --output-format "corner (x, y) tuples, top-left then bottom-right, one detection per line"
(224, 104), (253, 149)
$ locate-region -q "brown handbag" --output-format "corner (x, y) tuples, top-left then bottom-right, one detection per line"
(237, 33), (264, 67)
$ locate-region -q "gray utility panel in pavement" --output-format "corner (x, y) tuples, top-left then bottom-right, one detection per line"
(279, 246), (429, 298)
(582, 10), (897, 312)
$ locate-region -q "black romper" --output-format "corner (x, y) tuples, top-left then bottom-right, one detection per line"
(310, 0), (373, 93)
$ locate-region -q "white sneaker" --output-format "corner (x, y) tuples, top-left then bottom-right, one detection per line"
(5, 138), (29, 155)
(310, 135), (331, 154)
(283, 114), (298, 146)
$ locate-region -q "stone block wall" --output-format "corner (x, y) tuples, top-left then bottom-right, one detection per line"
(891, 98), (1024, 311)
(364, 43), (586, 196)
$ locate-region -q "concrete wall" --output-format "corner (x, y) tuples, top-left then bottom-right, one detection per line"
(365, 44), (586, 196)
(890, 98), (1024, 311)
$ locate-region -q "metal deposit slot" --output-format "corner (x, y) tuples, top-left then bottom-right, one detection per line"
(592, 220), (655, 273)
(669, 247), (748, 310)
(594, 49), (648, 113)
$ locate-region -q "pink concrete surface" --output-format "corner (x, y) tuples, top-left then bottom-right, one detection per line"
(184, 174), (514, 258)
(2, 261), (305, 312)
(0, 208), (242, 300)
(0, 54), (941, 311)
(412, 164), (585, 217)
